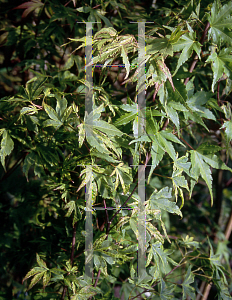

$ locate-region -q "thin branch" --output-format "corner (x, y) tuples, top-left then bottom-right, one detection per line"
(161, 118), (169, 131)
(103, 199), (110, 234)
(61, 286), (67, 300)
(89, 270), (101, 300)
(179, 136), (194, 150)
(71, 222), (77, 265)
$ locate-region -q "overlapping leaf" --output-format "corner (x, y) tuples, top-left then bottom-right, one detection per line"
(206, 48), (232, 91)
(208, 1), (232, 44)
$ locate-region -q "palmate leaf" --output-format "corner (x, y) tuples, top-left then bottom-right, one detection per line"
(182, 266), (196, 300)
(190, 150), (232, 205)
(43, 103), (63, 129)
(172, 27), (201, 76)
(114, 111), (137, 127)
(23, 254), (49, 290)
(165, 104), (180, 134)
(24, 76), (47, 101)
(71, 286), (102, 300)
(93, 120), (123, 137)
(206, 48), (232, 92)
(190, 150), (213, 204)
(159, 279), (175, 300)
(197, 143), (222, 154)
(83, 104), (123, 154)
(148, 242), (177, 278)
(55, 94), (67, 119)
(166, 79), (188, 104)
(208, 0), (232, 45)
(187, 91), (216, 120)
(148, 187), (182, 217)
(64, 200), (81, 225)
(110, 162), (132, 194)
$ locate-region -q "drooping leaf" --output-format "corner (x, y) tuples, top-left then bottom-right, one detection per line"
(190, 150), (213, 205)
(0, 129), (14, 170)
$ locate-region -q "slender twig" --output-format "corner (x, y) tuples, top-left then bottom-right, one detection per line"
(161, 118), (169, 131)
(89, 270), (101, 300)
(103, 199), (110, 234)
(71, 222), (77, 265)
(61, 286), (67, 300)
(179, 136), (194, 150)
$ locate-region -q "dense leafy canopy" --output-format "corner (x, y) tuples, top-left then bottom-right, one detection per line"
(1, 0), (232, 299)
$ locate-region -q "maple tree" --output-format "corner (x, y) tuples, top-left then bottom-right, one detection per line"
(1, 0), (232, 299)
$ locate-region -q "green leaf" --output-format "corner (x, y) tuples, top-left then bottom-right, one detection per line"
(167, 79), (188, 104)
(23, 268), (43, 282)
(114, 111), (137, 126)
(43, 271), (51, 288)
(44, 103), (61, 122)
(28, 272), (45, 290)
(64, 200), (76, 217)
(120, 45), (130, 80)
(199, 154), (232, 173)
(147, 37), (173, 56)
(206, 49), (232, 92)
(160, 279), (175, 300)
(55, 95), (67, 119)
(165, 104), (180, 134)
(93, 120), (123, 137)
(190, 150), (213, 205)
(36, 253), (48, 269)
(173, 31), (201, 76)
(149, 187), (182, 217)
(71, 285), (102, 300)
(147, 142), (165, 184)
(0, 129), (14, 170)
(157, 131), (177, 161)
(221, 120), (232, 147)
(187, 91), (216, 120)
(182, 266), (196, 300)
(208, 1), (232, 45)
(197, 143), (221, 154)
